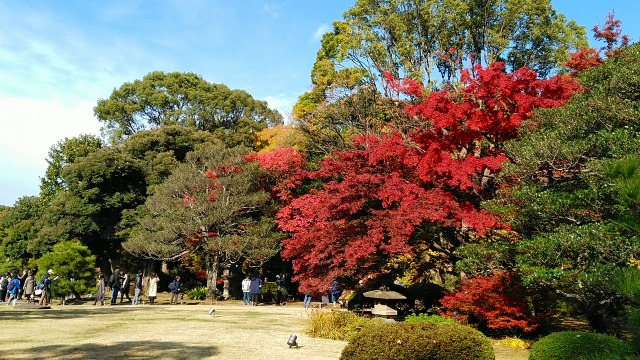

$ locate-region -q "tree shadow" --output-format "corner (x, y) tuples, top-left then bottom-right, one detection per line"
(0, 306), (160, 321)
(5, 340), (218, 359)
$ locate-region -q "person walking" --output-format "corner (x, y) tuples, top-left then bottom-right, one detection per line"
(169, 275), (181, 305)
(249, 275), (262, 306)
(17, 269), (28, 300)
(23, 270), (35, 303)
(6, 273), (21, 306)
(39, 270), (56, 306)
(119, 271), (131, 303)
(132, 270), (143, 305)
(148, 272), (159, 305)
(241, 275), (251, 305)
(93, 273), (106, 305)
(110, 268), (122, 305)
(303, 291), (313, 311)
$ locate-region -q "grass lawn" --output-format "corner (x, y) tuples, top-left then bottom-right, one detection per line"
(0, 296), (529, 359)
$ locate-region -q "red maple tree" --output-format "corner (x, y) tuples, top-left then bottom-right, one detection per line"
(565, 12), (629, 73)
(252, 63), (578, 292)
(439, 271), (545, 333)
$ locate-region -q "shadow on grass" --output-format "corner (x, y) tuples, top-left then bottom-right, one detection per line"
(5, 340), (218, 359)
(0, 306), (167, 320)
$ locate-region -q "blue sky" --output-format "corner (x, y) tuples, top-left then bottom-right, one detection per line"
(1, 1), (638, 206)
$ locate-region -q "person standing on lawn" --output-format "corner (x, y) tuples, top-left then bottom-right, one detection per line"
(275, 274), (285, 306)
(148, 272), (159, 305)
(119, 271), (131, 303)
(169, 275), (181, 305)
(23, 270), (35, 303)
(93, 273), (106, 306)
(132, 270), (143, 305)
(110, 268), (122, 305)
(39, 270), (57, 306)
(241, 275), (251, 305)
(249, 275), (262, 306)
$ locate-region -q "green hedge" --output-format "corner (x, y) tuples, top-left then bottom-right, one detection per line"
(260, 281), (289, 303)
(404, 313), (456, 324)
(529, 331), (633, 360)
(340, 321), (494, 360)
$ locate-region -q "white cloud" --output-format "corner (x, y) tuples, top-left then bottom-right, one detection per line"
(263, 94), (296, 124)
(0, 96), (101, 205)
(313, 24), (331, 42)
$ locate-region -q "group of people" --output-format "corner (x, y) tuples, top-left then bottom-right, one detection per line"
(0, 269), (57, 306)
(93, 269), (159, 306)
(302, 280), (342, 311)
(240, 274), (288, 306)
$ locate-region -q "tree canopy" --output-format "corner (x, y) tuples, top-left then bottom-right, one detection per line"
(95, 71), (283, 148)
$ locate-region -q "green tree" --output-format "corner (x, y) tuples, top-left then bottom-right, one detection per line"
(37, 148), (147, 272)
(0, 196), (44, 270)
(123, 143), (283, 299)
(40, 135), (103, 204)
(294, 0), (587, 155)
(35, 240), (96, 301)
(480, 43), (640, 331)
(94, 71), (283, 148)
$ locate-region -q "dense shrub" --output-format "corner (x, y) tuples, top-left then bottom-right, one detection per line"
(439, 271), (544, 333)
(340, 321), (495, 360)
(529, 331), (634, 360)
(306, 310), (372, 341)
(260, 281), (289, 303)
(404, 313), (456, 324)
(186, 286), (208, 300)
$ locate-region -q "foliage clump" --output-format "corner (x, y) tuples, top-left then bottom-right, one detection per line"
(186, 286), (208, 300)
(528, 331), (633, 360)
(404, 313), (456, 324)
(340, 321), (494, 360)
(306, 310), (372, 341)
(259, 281), (289, 303)
(439, 271), (544, 333)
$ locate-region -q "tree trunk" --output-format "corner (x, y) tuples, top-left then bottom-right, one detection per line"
(142, 259), (156, 294)
(206, 254), (219, 304)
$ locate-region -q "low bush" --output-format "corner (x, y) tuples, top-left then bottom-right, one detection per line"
(528, 331), (634, 360)
(306, 310), (372, 341)
(186, 286), (208, 300)
(404, 313), (456, 324)
(260, 281), (289, 303)
(340, 321), (494, 360)
(498, 336), (533, 349)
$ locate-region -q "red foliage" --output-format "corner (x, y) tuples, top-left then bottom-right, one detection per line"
(246, 147), (309, 202)
(439, 271), (545, 333)
(565, 12), (629, 74)
(259, 63), (578, 292)
(565, 48), (603, 73)
(593, 12), (630, 58)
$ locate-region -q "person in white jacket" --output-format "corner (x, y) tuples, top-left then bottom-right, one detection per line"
(148, 272), (159, 305)
(241, 275), (251, 305)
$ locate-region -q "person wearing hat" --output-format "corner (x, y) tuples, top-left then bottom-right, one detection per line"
(39, 270), (56, 306)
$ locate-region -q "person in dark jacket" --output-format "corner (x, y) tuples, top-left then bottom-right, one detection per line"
(275, 274), (286, 306)
(132, 270), (143, 305)
(169, 275), (181, 305)
(249, 275), (262, 306)
(119, 271), (131, 303)
(110, 268), (121, 305)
